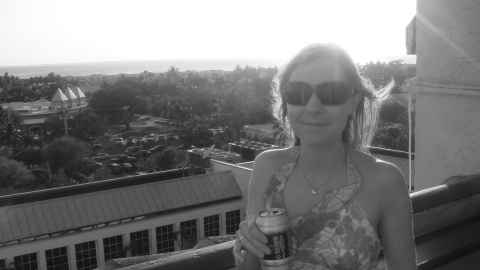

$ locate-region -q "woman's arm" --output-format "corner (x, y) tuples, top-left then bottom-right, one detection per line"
(236, 151), (277, 270)
(377, 163), (417, 270)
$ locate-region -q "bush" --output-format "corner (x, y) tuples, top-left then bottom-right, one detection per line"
(0, 156), (35, 188)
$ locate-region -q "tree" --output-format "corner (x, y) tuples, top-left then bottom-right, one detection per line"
(0, 156), (35, 188)
(44, 115), (66, 139)
(146, 146), (180, 170)
(43, 136), (88, 182)
(14, 146), (44, 168)
(89, 82), (143, 129)
(70, 109), (105, 140)
(359, 60), (416, 92)
(0, 107), (23, 146)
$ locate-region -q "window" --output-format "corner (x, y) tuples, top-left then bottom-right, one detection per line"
(14, 253), (38, 270)
(130, 230), (150, 256)
(204, 214), (220, 237)
(75, 241), (97, 270)
(156, 224), (175, 253)
(226, 210), (241, 234)
(46, 247), (69, 270)
(180, 219), (197, 249)
(103, 235), (124, 261)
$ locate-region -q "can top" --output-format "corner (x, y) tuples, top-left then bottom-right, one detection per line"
(259, 208), (286, 217)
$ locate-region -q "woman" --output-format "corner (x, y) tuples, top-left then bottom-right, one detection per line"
(233, 44), (416, 270)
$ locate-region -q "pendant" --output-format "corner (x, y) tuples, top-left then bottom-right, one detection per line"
(311, 189), (318, 195)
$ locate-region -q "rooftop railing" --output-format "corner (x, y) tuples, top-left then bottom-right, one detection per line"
(107, 173), (480, 270)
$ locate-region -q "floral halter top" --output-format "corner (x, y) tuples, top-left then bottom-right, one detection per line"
(263, 147), (388, 270)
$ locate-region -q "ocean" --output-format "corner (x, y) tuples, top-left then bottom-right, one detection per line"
(0, 59), (280, 78)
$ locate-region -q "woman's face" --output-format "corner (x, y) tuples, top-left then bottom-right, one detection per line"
(285, 57), (359, 146)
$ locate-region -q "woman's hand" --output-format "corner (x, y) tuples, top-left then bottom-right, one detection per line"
(233, 217), (271, 265)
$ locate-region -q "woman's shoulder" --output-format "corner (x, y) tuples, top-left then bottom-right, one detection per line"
(350, 148), (408, 200)
(247, 147), (296, 189)
(254, 147), (297, 170)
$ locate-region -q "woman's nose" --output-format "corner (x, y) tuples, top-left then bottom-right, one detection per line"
(305, 92), (327, 112)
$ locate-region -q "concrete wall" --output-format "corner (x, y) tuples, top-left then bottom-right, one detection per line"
(0, 200), (243, 270)
(414, 0), (480, 190)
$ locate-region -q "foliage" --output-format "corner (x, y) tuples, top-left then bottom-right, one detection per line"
(89, 79), (145, 129)
(359, 60), (416, 92)
(146, 146), (181, 170)
(0, 107), (23, 147)
(359, 60), (416, 152)
(43, 136), (88, 175)
(14, 146), (44, 168)
(0, 72), (74, 102)
(0, 156), (35, 188)
(44, 115), (66, 139)
(70, 108), (106, 140)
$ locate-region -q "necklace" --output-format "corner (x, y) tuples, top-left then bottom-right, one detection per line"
(303, 171), (336, 195)
(298, 147), (349, 196)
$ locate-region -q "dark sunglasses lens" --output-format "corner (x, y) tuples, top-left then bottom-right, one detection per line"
(316, 82), (352, 105)
(285, 82), (312, 105)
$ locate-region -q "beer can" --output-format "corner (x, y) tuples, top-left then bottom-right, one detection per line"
(256, 208), (291, 270)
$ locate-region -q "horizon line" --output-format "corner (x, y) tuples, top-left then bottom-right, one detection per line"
(0, 55), (416, 69)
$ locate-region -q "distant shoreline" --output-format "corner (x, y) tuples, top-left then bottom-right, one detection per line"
(0, 56), (416, 79)
(0, 59), (280, 78)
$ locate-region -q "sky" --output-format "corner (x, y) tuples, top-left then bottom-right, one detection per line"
(0, 0), (416, 66)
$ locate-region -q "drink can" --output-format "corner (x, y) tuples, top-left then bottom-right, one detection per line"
(256, 208), (291, 270)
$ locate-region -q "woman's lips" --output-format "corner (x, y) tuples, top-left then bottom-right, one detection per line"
(299, 121), (330, 127)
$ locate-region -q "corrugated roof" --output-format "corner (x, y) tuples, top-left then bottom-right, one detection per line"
(0, 171), (241, 244)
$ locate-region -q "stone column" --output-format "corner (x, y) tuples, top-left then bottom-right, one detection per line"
(37, 251), (47, 270)
(149, 228), (157, 254)
(413, 0), (480, 189)
(97, 239), (105, 269)
(67, 245), (77, 270)
(123, 233), (131, 257)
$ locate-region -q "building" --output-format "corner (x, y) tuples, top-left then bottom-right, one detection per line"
(228, 139), (279, 161)
(0, 169), (244, 270)
(1, 87), (88, 133)
(242, 123), (277, 142)
(187, 147), (242, 165)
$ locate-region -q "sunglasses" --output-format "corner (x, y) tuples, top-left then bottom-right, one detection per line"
(284, 81), (355, 106)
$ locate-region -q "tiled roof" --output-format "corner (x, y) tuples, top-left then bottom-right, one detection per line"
(0, 171), (241, 244)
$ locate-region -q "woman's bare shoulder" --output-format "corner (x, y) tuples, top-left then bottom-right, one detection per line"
(253, 147), (295, 171)
(350, 149), (408, 200)
(247, 147), (294, 191)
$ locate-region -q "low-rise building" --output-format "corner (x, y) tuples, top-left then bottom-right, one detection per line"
(0, 169), (244, 270)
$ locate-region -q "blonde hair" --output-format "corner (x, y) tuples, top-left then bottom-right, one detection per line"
(271, 43), (393, 152)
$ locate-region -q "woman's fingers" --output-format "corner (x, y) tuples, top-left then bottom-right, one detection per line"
(237, 232), (264, 258)
(238, 221), (271, 257)
(247, 220), (268, 244)
(233, 238), (246, 264)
